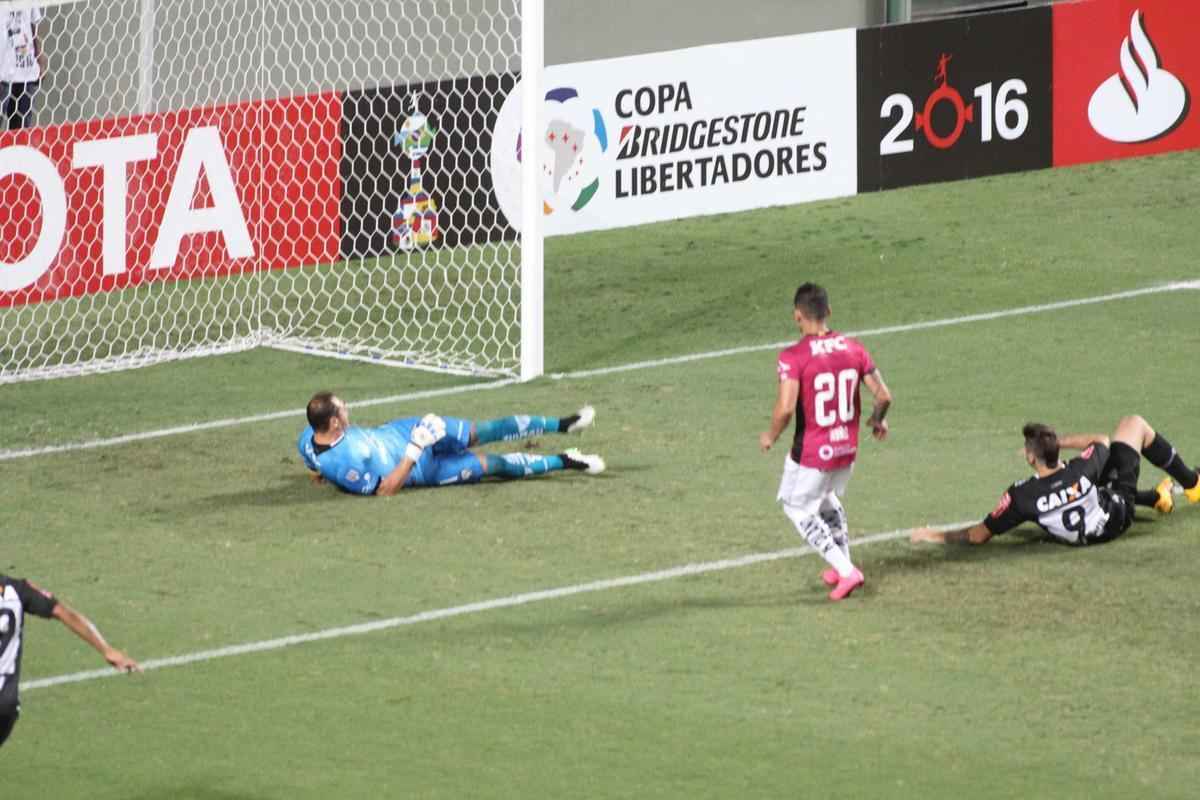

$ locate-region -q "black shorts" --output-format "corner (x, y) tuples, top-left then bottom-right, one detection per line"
(1099, 441), (1141, 538)
(1102, 442), (1141, 497)
(0, 708), (19, 748)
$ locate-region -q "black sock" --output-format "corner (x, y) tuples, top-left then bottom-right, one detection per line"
(1141, 434), (1200, 489)
(1135, 489), (1161, 508)
(557, 414), (579, 433)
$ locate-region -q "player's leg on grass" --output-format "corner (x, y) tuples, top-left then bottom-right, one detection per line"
(415, 450), (602, 485)
(778, 461), (863, 600)
(1113, 415), (1200, 503)
(481, 449), (605, 479)
(818, 493), (851, 587)
(1134, 479), (1176, 514)
(471, 405), (595, 446)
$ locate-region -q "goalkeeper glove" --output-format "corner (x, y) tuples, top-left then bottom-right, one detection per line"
(420, 413), (447, 440)
(405, 416), (446, 463)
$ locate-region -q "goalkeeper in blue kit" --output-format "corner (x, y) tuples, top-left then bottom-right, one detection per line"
(298, 392), (605, 496)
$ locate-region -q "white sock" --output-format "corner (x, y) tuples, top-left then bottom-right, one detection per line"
(785, 505), (855, 578)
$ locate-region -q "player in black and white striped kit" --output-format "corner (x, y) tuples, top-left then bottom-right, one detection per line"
(911, 414), (1200, 547)
(0, 574), (141, 747)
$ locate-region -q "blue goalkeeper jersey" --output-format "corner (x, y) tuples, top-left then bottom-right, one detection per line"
(298, 418), (422, 495)
(297, 416), (474, 495)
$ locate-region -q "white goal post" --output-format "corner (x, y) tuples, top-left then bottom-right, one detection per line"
(0, 0), (544, 383)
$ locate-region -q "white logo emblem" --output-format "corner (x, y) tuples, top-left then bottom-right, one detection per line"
(1088, 10), (1188, 143)
(346, 470), (360, 482)
(461, 468), (472, 480)
(818, 444), (834, 461)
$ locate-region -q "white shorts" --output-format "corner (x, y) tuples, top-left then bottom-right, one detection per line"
(776, 455), (853, 517)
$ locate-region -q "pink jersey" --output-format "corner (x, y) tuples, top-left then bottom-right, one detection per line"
(777, 332), (877, 470)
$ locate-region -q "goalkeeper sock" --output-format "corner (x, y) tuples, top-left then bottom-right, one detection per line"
(1141, 434), (1200, 489)
(489, 453), (564, 479)
(474, 415), (560, 444)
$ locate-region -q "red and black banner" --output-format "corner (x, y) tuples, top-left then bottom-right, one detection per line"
(856, 7), (1053, 192)
(0, 73), (517, 308)
(0, 94), (342, 308)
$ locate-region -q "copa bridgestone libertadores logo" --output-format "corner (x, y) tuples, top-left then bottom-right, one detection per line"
(490, 83), (609, 232)
(1087, 10), (1189, 143)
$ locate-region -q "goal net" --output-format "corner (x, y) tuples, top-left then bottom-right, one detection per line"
(0, 0), (541, 383)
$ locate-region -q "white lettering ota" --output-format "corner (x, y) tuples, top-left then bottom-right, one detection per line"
(0, 126), (254, 292)
(0, 585), (26, 693)
(150, 127), (255, 269)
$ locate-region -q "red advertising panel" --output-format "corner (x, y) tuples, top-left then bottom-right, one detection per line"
(0, 93), (341, 308)
(1053, 0), (1200, 166)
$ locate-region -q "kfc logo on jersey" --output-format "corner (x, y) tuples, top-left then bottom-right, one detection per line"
(1088, 10), (1188, 143)
(809, 336), (848, 356)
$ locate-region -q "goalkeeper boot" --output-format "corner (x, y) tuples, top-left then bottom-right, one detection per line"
(1154, 478), (1175, 514)
(829, 568), (864, 601)
(562, 448), (606, 475)
(1186, 477), (1200, 505)
(565, 405), (596, 434)
(821, 569), (839, 587)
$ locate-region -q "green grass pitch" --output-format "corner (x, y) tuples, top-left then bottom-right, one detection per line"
(2, 149), (1199, 798)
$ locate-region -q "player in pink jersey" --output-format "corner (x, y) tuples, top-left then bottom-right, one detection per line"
(759, 283), (892, 600)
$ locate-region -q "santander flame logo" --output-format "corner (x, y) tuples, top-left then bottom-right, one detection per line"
(1088, 10), (1189, 143)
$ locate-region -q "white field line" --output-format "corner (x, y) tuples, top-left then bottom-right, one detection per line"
(1, 280), (1195, 463)
(21, 520), (973, 693)
(557, 280), (1200, 379)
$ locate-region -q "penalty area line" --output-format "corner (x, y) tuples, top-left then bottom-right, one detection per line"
(0, 280), (1194, 463)
(21, 520), (974, 693)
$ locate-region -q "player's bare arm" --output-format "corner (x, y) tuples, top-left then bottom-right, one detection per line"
(1057, 432), (1110, 451)
(911, 522), (992, 545)
(760, 377), (799, 452)
(375, 457), (418, 496)
(51, 602), (142, 672)
(863, 369), (892, 440)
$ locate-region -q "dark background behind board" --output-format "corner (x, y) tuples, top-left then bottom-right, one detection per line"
(856, 7), (1052, 192)
(339, 72), (518, 258)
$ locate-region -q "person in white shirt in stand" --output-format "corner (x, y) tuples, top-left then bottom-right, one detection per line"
(1, 6), (45, 130)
